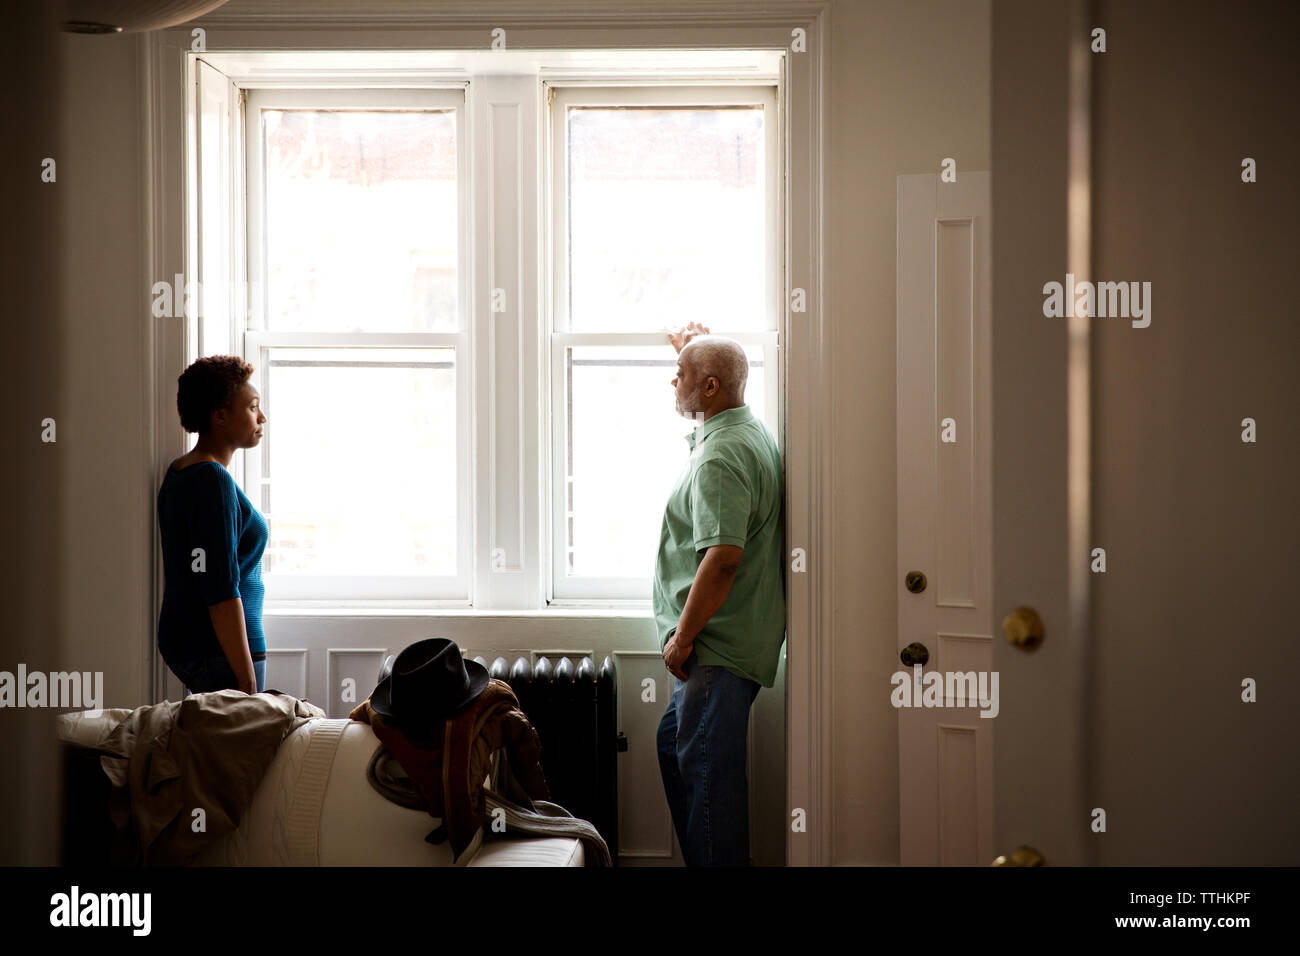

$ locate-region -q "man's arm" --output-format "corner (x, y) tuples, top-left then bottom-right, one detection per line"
(664, 544), (743, 679)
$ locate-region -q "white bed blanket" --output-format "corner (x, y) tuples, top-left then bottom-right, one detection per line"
(57, 709), (588, 866)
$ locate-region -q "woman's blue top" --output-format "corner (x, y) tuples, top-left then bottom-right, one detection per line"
(156, 460), (268, 669)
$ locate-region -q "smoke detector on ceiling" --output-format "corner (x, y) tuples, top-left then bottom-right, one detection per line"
(60, 0), (231, 34)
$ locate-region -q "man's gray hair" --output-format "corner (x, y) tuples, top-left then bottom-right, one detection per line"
(682, 335), (749, 402)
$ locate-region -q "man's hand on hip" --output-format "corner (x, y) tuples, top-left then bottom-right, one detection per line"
(663, 632), (694, 681)
(665, 544), (744, 680)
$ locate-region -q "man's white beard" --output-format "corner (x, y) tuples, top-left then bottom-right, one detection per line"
(676, 398), (707, 425)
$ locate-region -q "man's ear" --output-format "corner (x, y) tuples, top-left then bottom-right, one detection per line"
(704, 375), (720, 397)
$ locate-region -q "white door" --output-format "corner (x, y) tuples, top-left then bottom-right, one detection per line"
(896, 171), (994, 865)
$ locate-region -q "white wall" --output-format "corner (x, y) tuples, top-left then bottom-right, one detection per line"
(1, 7), (152, 866)
(58, 34), (151, 709)
(827, 0), (990, 864)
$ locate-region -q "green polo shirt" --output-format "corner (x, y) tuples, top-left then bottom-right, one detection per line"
(652, 404), (786, 688)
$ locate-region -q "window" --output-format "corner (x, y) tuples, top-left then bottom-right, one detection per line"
(242, 88), (471, 601)
(548, 86), (781, 600)
(192, 68), (781, 608)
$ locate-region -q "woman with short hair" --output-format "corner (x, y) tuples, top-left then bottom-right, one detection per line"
(157, 355), (269, 695)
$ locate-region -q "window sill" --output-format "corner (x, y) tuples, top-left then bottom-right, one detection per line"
(263, 603), (652, 619)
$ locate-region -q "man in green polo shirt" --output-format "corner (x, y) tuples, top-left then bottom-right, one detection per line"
(654, 323), (785, 867)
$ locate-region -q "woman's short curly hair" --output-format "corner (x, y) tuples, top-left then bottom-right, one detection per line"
(176, 355), (255, 434)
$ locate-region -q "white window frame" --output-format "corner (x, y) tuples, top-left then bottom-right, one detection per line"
(546, 84), (783, 602)
(241, 87), (472, 601)
(207, 76), (784, 608)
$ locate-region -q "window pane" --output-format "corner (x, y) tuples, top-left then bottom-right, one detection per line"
(263, 110), (457, 332)
(198, 98), (230, 355)
(564, 345), (765, 579)
(567, 106), (767, 332)
(258, 347), (458, 576)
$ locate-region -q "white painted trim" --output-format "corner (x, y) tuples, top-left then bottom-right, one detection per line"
(469, 75), (546, 609)
(550, 84), (779, 110)
(550, 331), (777, 347)
(198, 1), (827, 27)
(245, 332), (463, 348)
(141, 30), (161, 702)
(779, 3), (833, 867)
(147, 27), (197, 702)
(193, 48), (783, 82)
(325, 647), (389, 709)
(264, 605), (644, 617)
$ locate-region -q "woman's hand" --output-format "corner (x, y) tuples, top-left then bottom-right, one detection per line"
(207, 597), (259, 693)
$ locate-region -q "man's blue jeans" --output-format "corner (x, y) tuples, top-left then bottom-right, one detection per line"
(656, 646), (761, 866)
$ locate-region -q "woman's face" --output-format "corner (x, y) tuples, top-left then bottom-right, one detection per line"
(219, 380), (266, 448)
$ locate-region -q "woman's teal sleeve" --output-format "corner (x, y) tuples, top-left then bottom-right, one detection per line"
(187, 465), (242, 607)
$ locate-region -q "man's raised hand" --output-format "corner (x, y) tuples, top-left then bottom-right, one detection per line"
(666, 321), (711, 354)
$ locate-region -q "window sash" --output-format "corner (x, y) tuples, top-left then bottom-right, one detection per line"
(243, 332), (472, 602)
(548, 331), (779, 603)
(241, 87), (471, 602)
(546, 83), (782, 601)
(548, 84), (781, 336)
(243, 87), (468, 337)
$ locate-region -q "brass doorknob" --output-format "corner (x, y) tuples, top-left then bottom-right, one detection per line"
(900, 642), (929, 667)
(991, 846), (1045, 866)
(905, 570), (927, 594)
(1002, 606), (1044, 651)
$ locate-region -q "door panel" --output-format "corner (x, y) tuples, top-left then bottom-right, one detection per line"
(897, 171), (994, 865)
(1086, 0), (1300, 864)
(989, 0), (1085, 867)
(988, 0), (1300, 868)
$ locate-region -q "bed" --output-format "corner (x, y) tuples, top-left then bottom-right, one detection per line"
(56, 708), (585, 867)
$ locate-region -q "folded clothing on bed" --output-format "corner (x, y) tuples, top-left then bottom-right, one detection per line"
(63, 689), (325, 865)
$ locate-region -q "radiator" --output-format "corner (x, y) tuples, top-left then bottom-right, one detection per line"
(479, 655), (624, 863)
